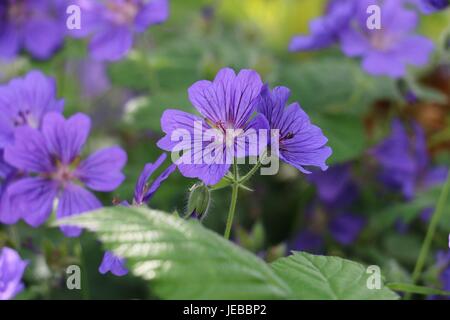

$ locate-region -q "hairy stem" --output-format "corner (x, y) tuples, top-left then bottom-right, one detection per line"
(224, 161), (239, 239)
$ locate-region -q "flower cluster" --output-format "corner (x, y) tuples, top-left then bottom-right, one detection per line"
(157, 67), (332, 186)
(0, 71), (127, 237)
(290, 0), (439, 78)
(289, 164), (365, 253)
(371, 119), (448, 200)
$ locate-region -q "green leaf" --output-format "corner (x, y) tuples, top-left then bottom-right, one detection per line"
(387, 283), (450, 297)
(313, 113), (366, 164)
(271, 252), (399, 300)
(56, 206), (291, 300)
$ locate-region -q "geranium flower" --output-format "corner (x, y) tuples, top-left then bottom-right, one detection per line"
(157, 67), (269, 185)
(70, 0), (169, 61)
(256, 85), (332, 174)
(0, 0), (65, 60)
(339, 0), (434, 78)
(2, 112), (127, 236)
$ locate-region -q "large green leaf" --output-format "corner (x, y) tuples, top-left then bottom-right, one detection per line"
(56, 206), (291, 300)
(271, 252), (399, 300)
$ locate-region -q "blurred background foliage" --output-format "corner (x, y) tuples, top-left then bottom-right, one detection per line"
(0, 0), (449, 299)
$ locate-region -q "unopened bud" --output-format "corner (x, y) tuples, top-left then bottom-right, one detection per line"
(186, 183), (211, 220)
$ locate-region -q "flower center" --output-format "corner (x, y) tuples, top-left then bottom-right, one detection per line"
(369, 31), (397, 51)
(106, 0), (138, 25)
(51, 161), (76, 187)
(13, 109), (38, 128)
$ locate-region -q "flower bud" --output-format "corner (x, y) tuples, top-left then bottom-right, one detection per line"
(186, 183), (211, 220)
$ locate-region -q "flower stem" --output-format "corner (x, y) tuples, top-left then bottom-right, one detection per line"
(407, 173), (450, 299)
(239, 150), (267, 184)
(224, 161), (239, 239)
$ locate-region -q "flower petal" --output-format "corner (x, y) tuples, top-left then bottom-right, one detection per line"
(188, 68), (263, 128)
(5, 177), (58, 227)
(89, 26), (133, 62)
(396, 35), (434, 67)
(135, 0), (170, 32)
(76, 146), (127, 192)
(4, 126), (54, 173)
(57, 184), (102, 237)
(0, 247), (28, 300)
(23, 20), (63, 60)
(143, 164), (176, 203)
(134, 154), (167, 203)
(98, 251), (128, 277)
(362, 51), (406, 78)
(157, 109), (208, 151)
(0, 24), (20, 60)
(42, 113), (91, 165)
(278, 103), (332, 173)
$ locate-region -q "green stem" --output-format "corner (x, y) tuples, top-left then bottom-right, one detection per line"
(224, 161), (239, 239)
(239, 150), (267, 184)
(407, 173), (450, 299)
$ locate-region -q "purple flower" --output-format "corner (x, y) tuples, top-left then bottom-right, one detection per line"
(157, 67), (269, 185)
(76, 58), (111, 98)
(2, 112), (127, 236)
(340, 0), (434, 78)
(98, 251), (128, 276)
(0, 70), (64, 149)
(289, 0), (355, 52)
(308, 164), (358, 207)
(371, 119), (448, 199)
(70, 0), (169, 61)
(0, 0), (65, 60)
(132, 153), (176, 206)
(328, 213), (366, 245)
(288, 230), (324, 254)
(408, 0), (449, 14)
(0, 247), (27, 300)
(256, 85), (332, 174)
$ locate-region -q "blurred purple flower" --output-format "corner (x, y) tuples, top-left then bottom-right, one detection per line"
(99, 251), (128, 276)
(288, 230), (324, 254)
(131, 153), (176, 206)
(2, 112), (127, 237)
(0, 0), (65, 60)
(157, 67), (268, 185)
(308, 164), (358, 207)
(256, 85), (332, 174)
(70, 0), (169, 61)
(340, 0), (434, 78)
(329, 213), (366, 245)
(289, 0), (355, 52)
(77, 59), (111, 98)
(371, 119), (448, 199)
(408, 0), (449, 14)
(0, 70), (64, 149)
(0, 247), (27, 300)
